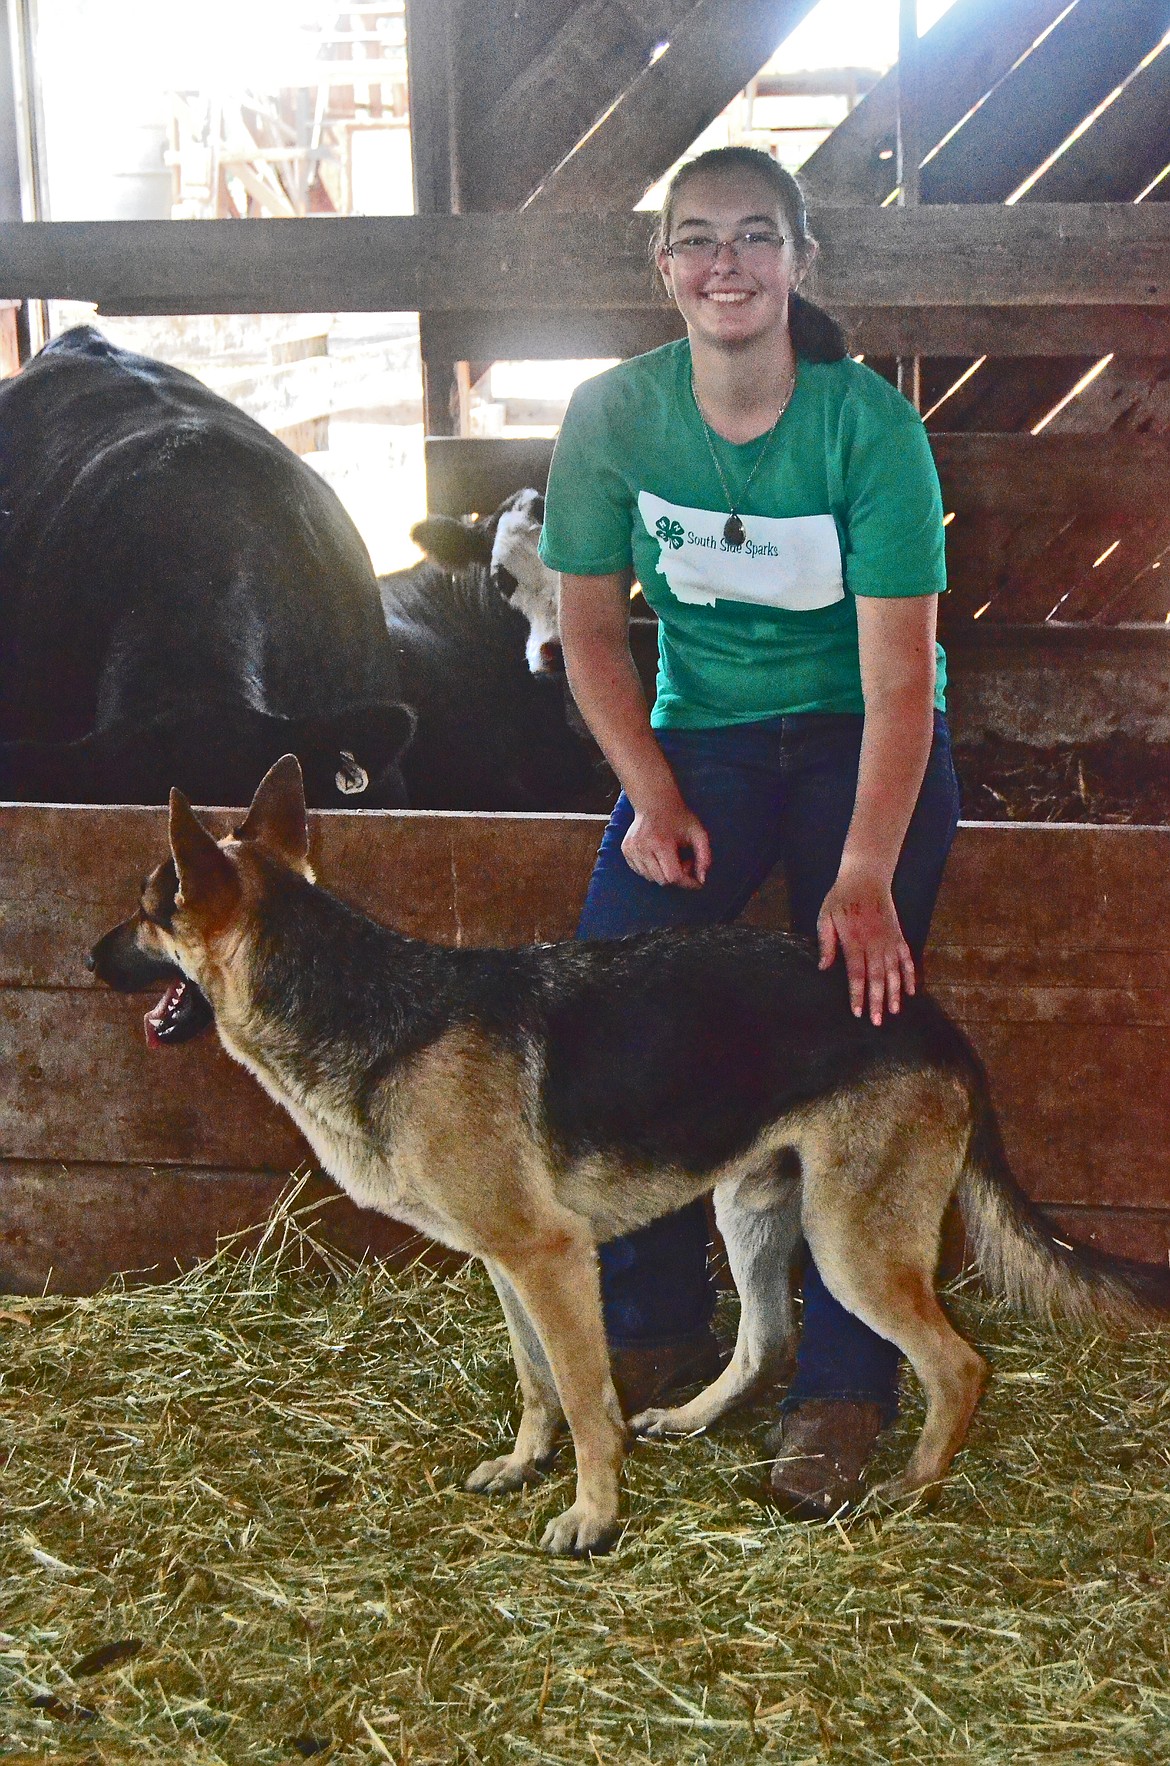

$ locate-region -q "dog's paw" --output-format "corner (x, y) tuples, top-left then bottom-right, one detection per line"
(465, 1453), (544, 1496)
(628, 1404), (698, 1438)
(539, 1499), (620, 1557)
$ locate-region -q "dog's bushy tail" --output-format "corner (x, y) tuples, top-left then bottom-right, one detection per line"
(958, 1091), (1170, 1329)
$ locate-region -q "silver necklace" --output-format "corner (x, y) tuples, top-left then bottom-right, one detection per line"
(691, 367), (795, 548)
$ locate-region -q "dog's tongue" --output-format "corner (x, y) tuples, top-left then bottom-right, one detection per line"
(144, 980), (191, 1048)
(143, 976), (215, 1047)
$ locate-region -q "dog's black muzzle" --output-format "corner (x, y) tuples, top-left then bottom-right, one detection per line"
(87, 918), (215, 1046)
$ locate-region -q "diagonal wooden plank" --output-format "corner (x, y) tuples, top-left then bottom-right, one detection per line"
(800, 0), (1069, 206)
(805, 0), (1170, 450)
(923, 359), (1094, 434)
(923, 24), (1170, 440)
(909, 0), (1170, 441)
(459, 0), (694, 212)
(1022, 39), (1170, 204)
(1045, 354), (1170, 435)
(452, 0), (580, 117)
(920, 0), (1170, 204)
(1021, 50), (1170, 443)
(527, 0), (820, 214)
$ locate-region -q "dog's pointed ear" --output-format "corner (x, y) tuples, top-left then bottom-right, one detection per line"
(235, 754), (309, 866)
(169, 789), (237, 911)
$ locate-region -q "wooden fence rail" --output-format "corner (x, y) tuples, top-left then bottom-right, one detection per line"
(2, 804), (1169, 1293)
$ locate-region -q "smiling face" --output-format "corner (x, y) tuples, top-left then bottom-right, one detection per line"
(656, 168), (806, 354)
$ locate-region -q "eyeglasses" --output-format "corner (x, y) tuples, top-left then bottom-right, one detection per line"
(663, 230), (786, 266)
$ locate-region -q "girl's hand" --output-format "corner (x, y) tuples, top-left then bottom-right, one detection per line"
(621, 797), (712, 889)
(817, 865), (916, 1025)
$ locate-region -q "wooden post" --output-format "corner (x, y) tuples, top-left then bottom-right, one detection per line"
(896, 0), (921, 411)
(405, 0), (459, 439)
(0, 0), (23, 222)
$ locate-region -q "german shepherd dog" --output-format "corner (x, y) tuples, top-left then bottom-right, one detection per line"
(89, 757), (1170, 1554)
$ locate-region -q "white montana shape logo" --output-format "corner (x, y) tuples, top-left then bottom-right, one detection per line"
(637, 491), (844, 611)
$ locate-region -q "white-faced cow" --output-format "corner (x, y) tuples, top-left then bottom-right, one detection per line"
(409, 488), (562, 674)
(0, 327), (414, 808)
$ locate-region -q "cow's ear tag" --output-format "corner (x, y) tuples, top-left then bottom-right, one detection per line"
(237, 754), (310, 865)
(168, 790), (237, 911)
(335, 750), (369, 796)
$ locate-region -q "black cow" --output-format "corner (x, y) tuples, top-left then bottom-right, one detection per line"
(377, 553), (603, 812)
(0, 327), (413, 807)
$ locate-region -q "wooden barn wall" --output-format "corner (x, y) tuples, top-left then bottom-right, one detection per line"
(3, 804), (1170, 1296)
(422, 429), (1170, 630)
(401, 0), (1170, 619)
(801, 0), (1170, 621)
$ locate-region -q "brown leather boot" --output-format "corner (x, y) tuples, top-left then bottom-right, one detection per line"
(764, 1399), (886, 1520)
(609, 1329), (726, 1417)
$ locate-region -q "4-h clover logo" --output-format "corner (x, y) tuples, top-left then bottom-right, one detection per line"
(655, 515), (685, 550)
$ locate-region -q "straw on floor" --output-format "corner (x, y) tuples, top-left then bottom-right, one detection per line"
(3, 1186), (1170, 1765)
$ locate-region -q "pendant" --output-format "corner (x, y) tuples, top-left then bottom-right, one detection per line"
(723, 513), (746, 548)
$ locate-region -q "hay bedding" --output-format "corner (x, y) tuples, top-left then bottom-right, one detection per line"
(4, 1196), (1170, 1766)
(954, 737), (1170, 825)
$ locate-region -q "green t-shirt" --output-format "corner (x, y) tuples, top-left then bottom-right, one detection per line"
(538, 340), (948, 728)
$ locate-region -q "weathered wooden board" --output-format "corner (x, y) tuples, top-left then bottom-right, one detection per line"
(457, 0), (698, 213)
(918, 0), (1170, 206)
(403, 0), (456, 217)
(2, 806), (1169, 1292)
(4, 207), (1170, 314)
(0, 1164), (455, 1295)
(941, 623), (1170, 745)
(425, 429), (1170, 628)
(528, 0), (820, 213)
(423, 306), (1170, 363)
(1024, 42), (1170, 206)
(424, 432), (1170, 517)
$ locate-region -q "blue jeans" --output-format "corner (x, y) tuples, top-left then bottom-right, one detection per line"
(577, 710), (961, 1421)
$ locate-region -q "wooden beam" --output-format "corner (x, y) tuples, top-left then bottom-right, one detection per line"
(932, 433), (1170, 516)
(422, 304), (1170, 363)
(4, 206), (1170, 314)
(404, 0), (456, 216)
(839, 306), (1170, 358)
(452, 0), (581, 119)
(418, 307), (684, 362)
(426, 435), (555, 516)
(459, 0), (692, 212)
(754, 67), (881, 100)
(423, 429), (1170, 525)
(528, 0), (821, 213)
(405, 0), (459, 431)
(800, 0), (1069, 206)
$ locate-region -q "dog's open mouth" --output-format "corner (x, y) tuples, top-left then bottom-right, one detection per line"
(144, 978), (214, 1047)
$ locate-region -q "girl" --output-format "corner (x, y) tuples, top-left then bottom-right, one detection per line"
(538, 146), (958, 1518)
